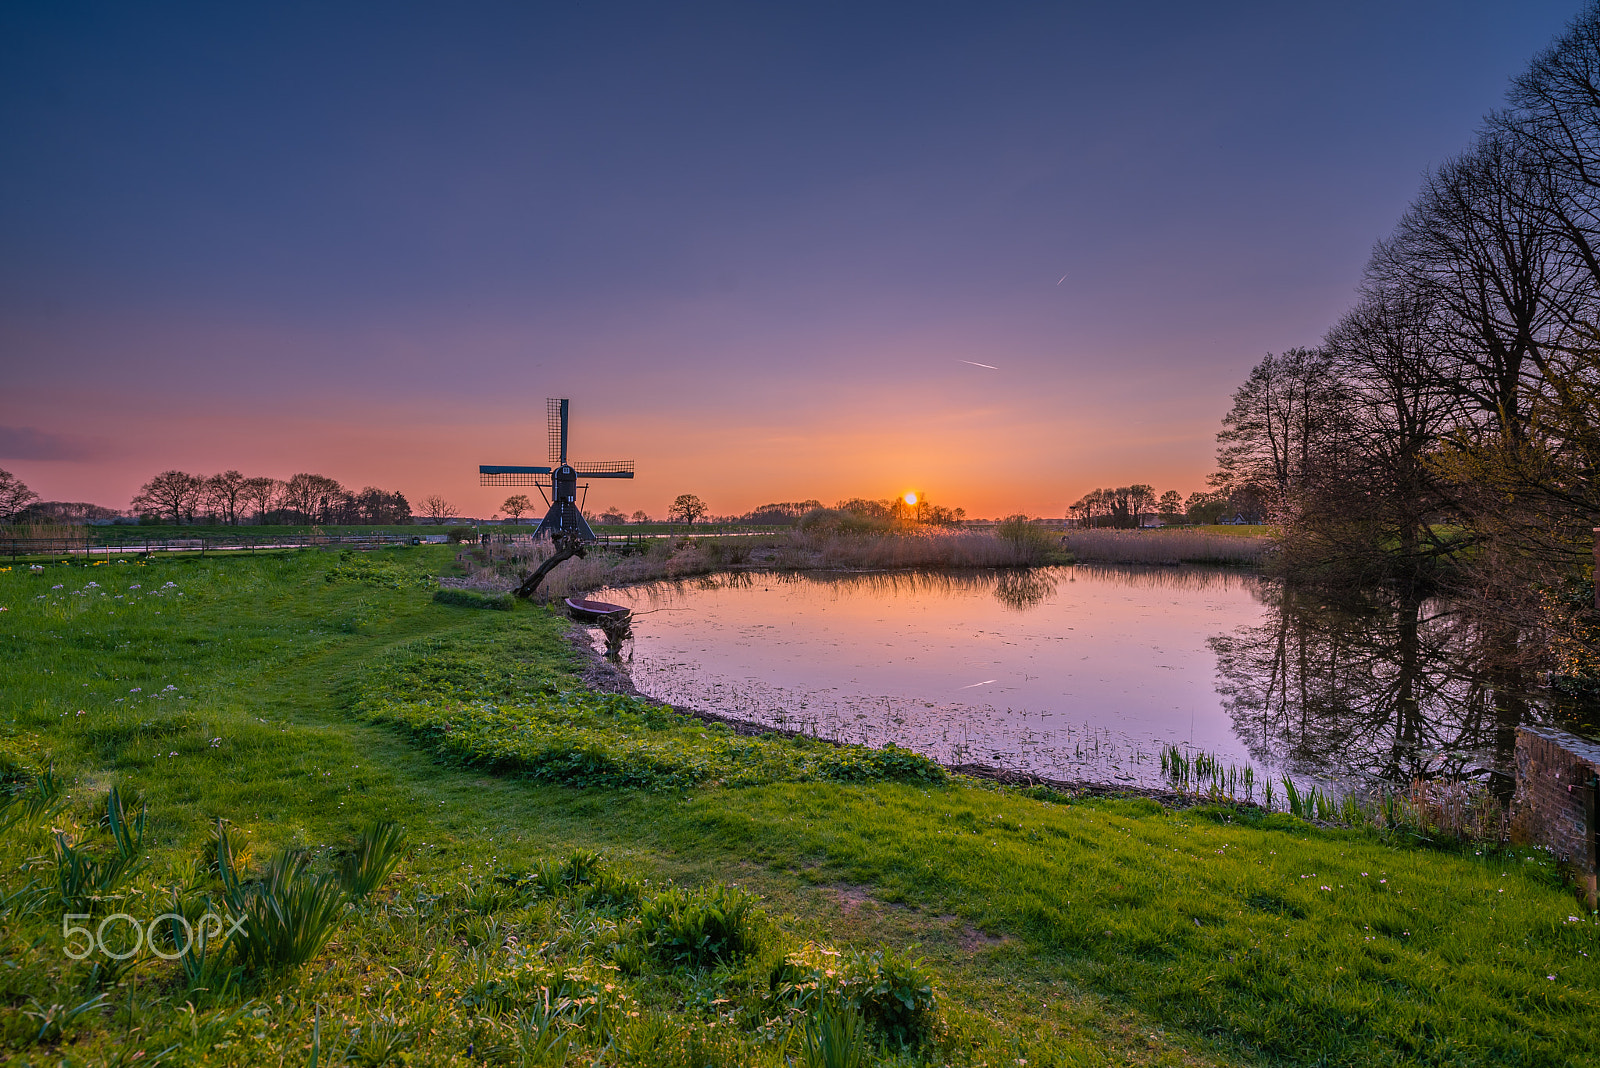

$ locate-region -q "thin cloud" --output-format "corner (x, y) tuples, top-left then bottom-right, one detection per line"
(0, 426), (107, 461)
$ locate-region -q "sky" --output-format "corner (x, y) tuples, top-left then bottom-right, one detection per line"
(0, 1), (1589, 519)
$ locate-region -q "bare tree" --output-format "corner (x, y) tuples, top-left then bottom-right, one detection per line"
(669, 493), (707, 524)
(281, 473), (344, 522)
(203, 470), (248, 526)
(240, 477), (281, 523)
(630, 510), (651, 523)
(419, 494), (454, 524)
(131, 470), (204, 524)
(0, 469), (39, 522)
(1368, 133), (1574, 441)
(1212, 349), (1343, 515)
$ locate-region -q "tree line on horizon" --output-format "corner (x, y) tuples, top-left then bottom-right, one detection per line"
(1067, 485), (1250, 528)
(1208, 6), (1600, 697)
(129, 470), (418, 525)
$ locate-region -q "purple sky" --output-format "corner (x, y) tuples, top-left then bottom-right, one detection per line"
(1, 1), (1586, 518)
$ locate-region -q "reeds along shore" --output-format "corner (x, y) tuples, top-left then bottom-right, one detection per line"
(448, 525), (1069, 600)
(1062, 528), (1270, 565)
(445, 526), (1270, 601)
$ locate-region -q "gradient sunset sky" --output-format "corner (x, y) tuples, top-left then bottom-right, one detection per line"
(1, 1), (1585, 519)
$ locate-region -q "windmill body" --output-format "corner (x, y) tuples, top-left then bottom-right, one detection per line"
(478, 399), (636, 599)
(479, 398), (635, 543)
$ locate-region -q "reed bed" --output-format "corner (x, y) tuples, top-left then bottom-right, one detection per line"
(447, 527), (1064, 601)
(1062, 529), (1270, 566)
(796, 529), (1061, 570)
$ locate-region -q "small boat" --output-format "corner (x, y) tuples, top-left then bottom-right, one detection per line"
(564, 597), (632, 623)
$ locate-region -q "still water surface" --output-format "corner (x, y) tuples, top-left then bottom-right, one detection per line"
(596, 565), (1567, 792)
(598, 566), (1279, 788)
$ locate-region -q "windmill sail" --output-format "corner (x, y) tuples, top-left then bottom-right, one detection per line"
(480, 398), (634, 539)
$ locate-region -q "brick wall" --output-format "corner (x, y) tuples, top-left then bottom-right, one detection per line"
(1511, 726), (1600, 907)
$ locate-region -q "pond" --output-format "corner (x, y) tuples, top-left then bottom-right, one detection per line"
(593, 565), (1569, 793)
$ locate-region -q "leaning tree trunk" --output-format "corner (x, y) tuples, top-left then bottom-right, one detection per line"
(514, 535), (588, 599)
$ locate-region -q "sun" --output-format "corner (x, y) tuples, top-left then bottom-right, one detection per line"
(904, 492), (918, 506)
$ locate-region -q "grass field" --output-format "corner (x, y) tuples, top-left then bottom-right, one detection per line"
(2, 549), (1596, 1066)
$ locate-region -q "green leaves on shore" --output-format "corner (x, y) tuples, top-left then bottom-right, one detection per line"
(351, 630), (946, 791)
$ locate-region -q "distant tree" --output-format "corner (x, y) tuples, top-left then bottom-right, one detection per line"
(281, 473), (344, 522)
(0, 469), (40, 522)
(598, 505), (628, 525)
(741, 500), (823, 524)
(835, 497), (892, 519)
(1185, 490), (1230, 525)
(241, 477), (281, 523)
(1158, 490), (1184, 522)
(419, 494), (455, 524)
(631, 510), (651, 523)
(19, 501), (118, 522)
(501, 494), (532, 522)
(203, 470), (248, 525)
(349, 486), (409, 524)
(669, 494), (708, 524)
(1126, 484), (1157, 524)
(131, 470), (204, 524)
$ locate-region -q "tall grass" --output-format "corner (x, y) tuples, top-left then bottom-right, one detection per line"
(1062, 529), (1270, 565)
(448, 527), (1064, 601)
(795, 529), (1061, 570)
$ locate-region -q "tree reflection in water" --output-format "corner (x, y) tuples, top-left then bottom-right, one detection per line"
(1210, 583), (1537, 797)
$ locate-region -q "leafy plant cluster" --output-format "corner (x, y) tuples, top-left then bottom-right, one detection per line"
(0, 771), (942, 1065)
(352, 635), (947, 791)
(431, 587), (515, 610)
(323, 551), (432, 590)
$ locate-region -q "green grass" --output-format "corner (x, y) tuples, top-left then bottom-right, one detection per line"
(2, 550), (1597, 1066)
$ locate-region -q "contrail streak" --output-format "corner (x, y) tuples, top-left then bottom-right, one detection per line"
(960, 360), (998, 369)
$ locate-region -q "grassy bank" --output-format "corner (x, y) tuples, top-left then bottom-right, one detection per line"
(2, 549), (1597, 1066)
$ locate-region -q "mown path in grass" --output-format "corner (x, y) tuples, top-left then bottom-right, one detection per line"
(2, 549), (1597, 1066)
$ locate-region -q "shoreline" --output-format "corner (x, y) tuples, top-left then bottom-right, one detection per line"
(562, 623), (1226, 809)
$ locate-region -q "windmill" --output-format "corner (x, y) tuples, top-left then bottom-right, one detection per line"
(479, 398), (635, 597)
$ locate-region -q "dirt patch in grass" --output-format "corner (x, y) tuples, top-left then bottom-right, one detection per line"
(833, 883), (875, 914)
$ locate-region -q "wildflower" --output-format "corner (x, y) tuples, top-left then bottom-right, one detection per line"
(85, 582), (98, 588)
(130, 687), (140, 692)
(1320, 886), (1331, 891)
(1548, 975), (1557, 981)
(129, 584), (141, 590)
(52, 584), (63, 589)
